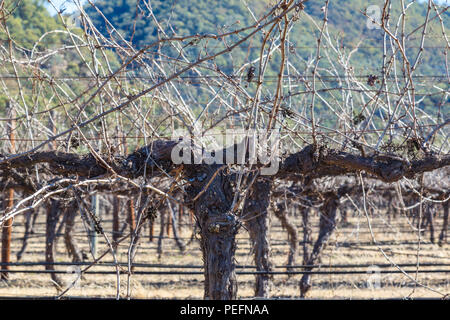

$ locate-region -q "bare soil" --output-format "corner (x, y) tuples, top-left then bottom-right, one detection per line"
(0, 207), (448, 299)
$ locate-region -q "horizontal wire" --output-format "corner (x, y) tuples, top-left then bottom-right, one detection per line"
(0, 123), (445, 141)
(2, 262), (450, 269)
(0, 75), (447, 79)
(9, 236), (444, 247)
(1, 269), (449, 275)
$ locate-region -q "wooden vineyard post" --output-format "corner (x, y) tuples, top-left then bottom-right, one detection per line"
(1, 101), (15, 281)
(128, 198), (136, 233)
(1, 191), (14, 281)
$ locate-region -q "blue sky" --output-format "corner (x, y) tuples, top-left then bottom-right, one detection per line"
(44, 0), (85, 15)
(45, 0), (448, 16)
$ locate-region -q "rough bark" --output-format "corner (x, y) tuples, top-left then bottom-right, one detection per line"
(1, 139), (448, 299)
(1, 140), (178, 179)
(278, 145), (450, 183)
(301, 207), (312, 266)
(2, 141), (448, 185)
(243, 178), (272, 298)
(300, 192), (339, 297)
(185, 164), (237, 300)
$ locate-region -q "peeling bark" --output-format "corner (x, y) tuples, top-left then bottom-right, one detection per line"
(185, 164), (237, 300)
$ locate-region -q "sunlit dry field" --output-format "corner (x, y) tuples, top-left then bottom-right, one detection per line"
(1, 206), (448, 299)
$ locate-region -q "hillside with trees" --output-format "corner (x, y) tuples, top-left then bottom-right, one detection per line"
(0, 0), (449, 302)
(84, 0), (448, 74)
(83, 0), (449, 119)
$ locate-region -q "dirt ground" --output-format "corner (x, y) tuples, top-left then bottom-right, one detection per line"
(0, 206), (448, 299)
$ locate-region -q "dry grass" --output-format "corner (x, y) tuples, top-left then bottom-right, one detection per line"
(0, 207), (448, 299)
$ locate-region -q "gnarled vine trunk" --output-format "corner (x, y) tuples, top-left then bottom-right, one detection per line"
(273, 202), (298, 271)
(301, 206), (312, 266)
(186, 164), (237, 300)
(64, 202), (83, 263)
(300, 192), (339, 297)
(243, 179), (272, 298)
